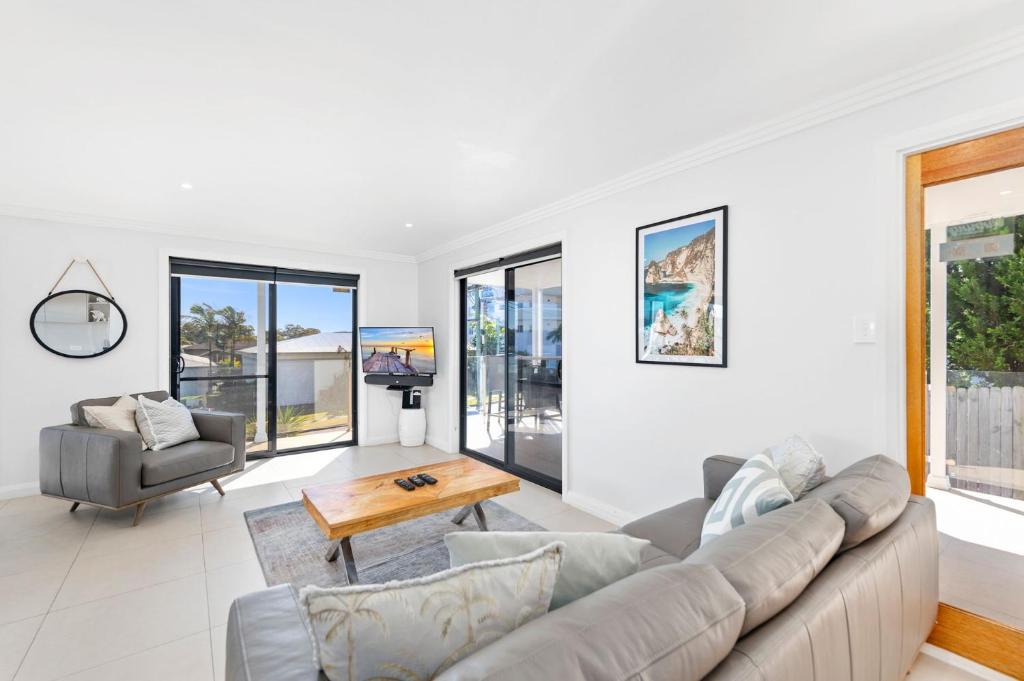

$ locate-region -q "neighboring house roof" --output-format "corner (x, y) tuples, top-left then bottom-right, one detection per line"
(181, 352), (213, 368)
(240, 331), (352, 355)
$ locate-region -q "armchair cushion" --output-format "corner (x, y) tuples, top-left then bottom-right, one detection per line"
(141, 440), (235, 486)
(135, 395), (200, 450)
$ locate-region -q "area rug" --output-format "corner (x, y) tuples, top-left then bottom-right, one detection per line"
(244, 500), (543, 588)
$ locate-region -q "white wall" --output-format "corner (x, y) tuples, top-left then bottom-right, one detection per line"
(0, 218), (418, 496)
(418, 54), (1024, 523)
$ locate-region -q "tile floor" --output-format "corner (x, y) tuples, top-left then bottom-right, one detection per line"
(0, 443), (1003, 680)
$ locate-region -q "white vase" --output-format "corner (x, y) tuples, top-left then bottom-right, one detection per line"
(398, 408), (426, 447)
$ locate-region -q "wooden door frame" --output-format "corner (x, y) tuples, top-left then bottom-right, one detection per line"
(906, 125), (1024, 678)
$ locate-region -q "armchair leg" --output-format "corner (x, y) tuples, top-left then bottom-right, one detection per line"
(131, 502), (147, 527)
(210, 479), (226, 496)
(69, 502), (80, 513)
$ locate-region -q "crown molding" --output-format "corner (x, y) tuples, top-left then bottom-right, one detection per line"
(0, 204), (418, 264)
(416, 26), (1024, 264)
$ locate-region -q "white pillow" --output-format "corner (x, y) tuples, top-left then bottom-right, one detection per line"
(701, 453), (793, 546)
(301, 542), (564, 681)
(765, 434), (826, 498)
(83, 394), (141, 436)
(445, 531), (650, 609)
(135, 395), (200, 450)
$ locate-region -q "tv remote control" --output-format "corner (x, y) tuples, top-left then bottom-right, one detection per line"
(407, 475), (426, 487)
(394, 478), (416, 491)
(418, 473), (437, 485)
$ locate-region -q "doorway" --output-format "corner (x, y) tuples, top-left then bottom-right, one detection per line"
(906, 126), (1024, 675)
(170, 258), (359, 457)
(458, 245), (563, 492)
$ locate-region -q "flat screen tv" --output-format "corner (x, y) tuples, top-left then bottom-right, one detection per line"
(359, 326), (436, 375)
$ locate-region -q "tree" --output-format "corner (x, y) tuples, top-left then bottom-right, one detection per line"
(184, 303), (222, 366)
(218, 305), (254, 368)
(945, 215), (1024, 383)
(278, 324), (320, 340)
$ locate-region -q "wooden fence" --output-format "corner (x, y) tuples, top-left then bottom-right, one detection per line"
(935, 385), (1024, 498)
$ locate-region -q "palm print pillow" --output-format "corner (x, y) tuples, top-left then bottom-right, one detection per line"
(301, 541), (564, 681)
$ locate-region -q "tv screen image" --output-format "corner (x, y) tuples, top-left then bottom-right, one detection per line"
(359, 327), (436, 375)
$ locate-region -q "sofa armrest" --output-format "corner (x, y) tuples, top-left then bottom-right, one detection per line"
(39, 424), (145, 507)
(703, 455), (747, 500)
(190, 410), (246, 473)
(226, 585), (321, 681)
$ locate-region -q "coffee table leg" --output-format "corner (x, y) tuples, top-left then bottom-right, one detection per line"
(471, 503), (488, 531)
(326, 537), (360, 584)
(452, 503), (489, 531)
(452, 504), (473, 525)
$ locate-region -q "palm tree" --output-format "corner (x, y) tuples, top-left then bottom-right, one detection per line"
(218, 305), (253, 368)
(185, 303), (222, 370)
(307, 592), (387, 681)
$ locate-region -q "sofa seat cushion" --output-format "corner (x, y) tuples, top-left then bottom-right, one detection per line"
(619, 497), (712, 559)
(803, 454), (910, 550)
(684, 498), (844, 636)
(141, 440), (234, 486)
(436, 563), (745, 681)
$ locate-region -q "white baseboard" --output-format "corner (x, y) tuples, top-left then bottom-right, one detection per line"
(424, 435), (453, 452)
(562, 490), (637, 526)
(359, 435), (399, 447)
(918, 643), (1015, 681)
(0, 481), (39, 500)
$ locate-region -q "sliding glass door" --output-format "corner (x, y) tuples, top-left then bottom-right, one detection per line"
(459, 245), (562, 491)
(170, 258), (358, 458)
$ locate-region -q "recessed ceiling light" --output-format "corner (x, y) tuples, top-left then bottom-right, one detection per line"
(1000, 189), (1013, 195)
(405, 223), (413, 228)
(179, 182), (193, 190)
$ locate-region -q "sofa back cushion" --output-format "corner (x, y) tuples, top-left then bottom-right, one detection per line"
(802, 454), (910, 550)
(71, 391), (169, 426)
(684, 498), (844, 635)
(445, 531), (650, 609)
(436, 563), (745, 681)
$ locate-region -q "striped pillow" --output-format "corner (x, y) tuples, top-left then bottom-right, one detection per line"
(700, 453), (793, 546)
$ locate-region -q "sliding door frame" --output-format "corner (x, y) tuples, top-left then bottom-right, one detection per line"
(458, 246), (563, 493)
(905, 125), (1024, 677)
(169, 257), (359, 458)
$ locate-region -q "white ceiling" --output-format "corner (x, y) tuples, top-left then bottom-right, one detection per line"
(2, 1), (1024, 259)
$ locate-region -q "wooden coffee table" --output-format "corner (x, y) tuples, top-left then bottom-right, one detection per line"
(301, 457), (520, 583)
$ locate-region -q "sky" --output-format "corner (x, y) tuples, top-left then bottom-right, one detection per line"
(359, 327), (434, 348)
(643, 219), (715, 264)
(179, 278), (353, 334)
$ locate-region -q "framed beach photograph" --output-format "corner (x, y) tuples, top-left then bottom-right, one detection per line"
(636, 205), (727, 367)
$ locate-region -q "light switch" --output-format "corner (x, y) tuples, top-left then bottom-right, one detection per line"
(852, 316), (877, 344)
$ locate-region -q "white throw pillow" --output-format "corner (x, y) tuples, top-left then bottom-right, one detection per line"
(701, 453), (793, 546)
(445, 531), (650, 609)
(83, 394), (141, 436)
(765, 434), (826, 498)
(135, 395), (200, 450)
(301, 542), (564, 681)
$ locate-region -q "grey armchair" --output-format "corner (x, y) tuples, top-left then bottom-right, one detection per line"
(39, 390), (246, 525)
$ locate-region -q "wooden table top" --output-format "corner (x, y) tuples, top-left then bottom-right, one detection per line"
(302, 456), (520, 540)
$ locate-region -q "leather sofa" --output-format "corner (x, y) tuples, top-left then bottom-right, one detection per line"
(225, 454), (938, 681)
(39, 390), (246, 524)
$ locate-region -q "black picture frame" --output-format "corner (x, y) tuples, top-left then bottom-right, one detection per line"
(635, 205), (728, 367)
(30, 289), (128, 359)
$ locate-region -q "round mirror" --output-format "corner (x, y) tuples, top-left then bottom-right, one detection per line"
(30, 290), (127, 358)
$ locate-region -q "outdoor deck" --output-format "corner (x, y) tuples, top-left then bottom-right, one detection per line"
(362, 349), (415, 374)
